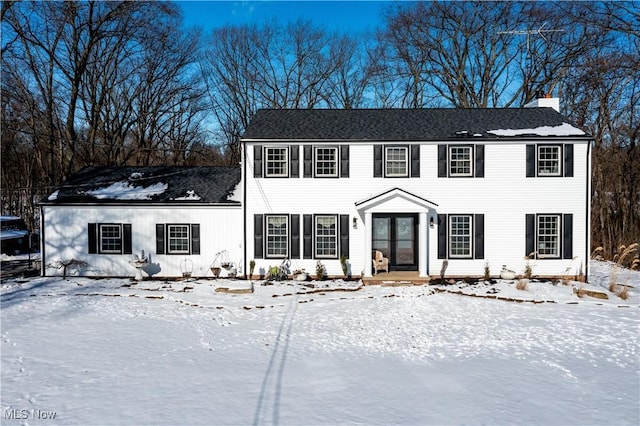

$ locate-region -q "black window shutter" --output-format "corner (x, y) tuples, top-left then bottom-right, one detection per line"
(437, 214), (447, 259)
(526, 145), (535, 177)
(373, 145), (383, 177)
(410, 145), (420, 177)
(290, 145), (299, 178)
(474, 214), (484, 259)
(564, 144), (574, 177)
(123, 224), (132, 255)
(156, 224), (165, 254)
(438, 145), (447, 177)
(563, 214), (573, 259)
(88, 223), (97, 254)
(191, 224), (200, 255)
(303, 146), (313, 178)
(339, 214), (349, 258)
(290, 214), (300, 259)
(475, 145), (485, 178)
(525, 214), (535, 257)
(254, 214), (264, 259)
(303, 214), (313, 259)
(340, 145), (349, 178)
(254, 145), (263, 178)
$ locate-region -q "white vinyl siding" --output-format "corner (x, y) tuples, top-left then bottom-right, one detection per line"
(537, 215), (560, 258)
(449, 215), (472, 258)
(266, 215), (288, 258)
(265, 147), (289, 177)
(315, 215), (337, 258)
(385, 146), (408, 177)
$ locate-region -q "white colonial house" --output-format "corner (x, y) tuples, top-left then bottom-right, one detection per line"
(241, 99), (591, 280)
(41, 98), (592, 280)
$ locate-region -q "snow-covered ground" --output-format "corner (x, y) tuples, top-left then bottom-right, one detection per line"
(1, 261), (639, 425)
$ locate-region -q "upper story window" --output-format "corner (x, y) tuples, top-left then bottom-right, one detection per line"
(315, 147), (338, 177)
(537, 146), (561, 176)
(266, 215), (288, 258)
(438, 144), (484, 178)
(265, 147), (289, 177)
(526, 144), (573, 178)
(448, 215), (472, 258)
(449, 146), (473, 177)
(385, 146), (409, 177)
(374, 145), (419, 178)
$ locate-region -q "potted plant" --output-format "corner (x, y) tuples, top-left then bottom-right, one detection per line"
(292, 269), (307, 281)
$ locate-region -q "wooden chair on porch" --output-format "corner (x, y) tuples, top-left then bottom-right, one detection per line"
(372, 250), (389, 275)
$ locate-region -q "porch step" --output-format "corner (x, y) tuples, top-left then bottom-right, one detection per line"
(363, 271), (430, 286)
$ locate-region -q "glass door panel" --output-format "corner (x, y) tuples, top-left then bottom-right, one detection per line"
(395, 217), (415, 265)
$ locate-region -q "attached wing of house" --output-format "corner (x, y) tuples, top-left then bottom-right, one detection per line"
(40, 166), (242, 278)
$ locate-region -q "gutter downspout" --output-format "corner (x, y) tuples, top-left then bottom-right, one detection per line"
(586, 139), (592, 281)
(40, 205), (45, 276)
(242, 140), (248, 279)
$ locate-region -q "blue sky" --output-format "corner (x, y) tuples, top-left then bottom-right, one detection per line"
(177, 1), (394, 34)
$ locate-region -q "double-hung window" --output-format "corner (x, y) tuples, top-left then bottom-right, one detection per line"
(315, 215), (337, 258)
(526, 144), (572, 177)
(385, 146), (408, 177)
(99, 224), (122, 253)
(537, 146), (561, 176)
(315, 147), (338, 177)
(88, 223), (132, 255)
(155, 223), (200, 255)
(265, 147), (289, 177)
(536, 215), (560, 258)
(168, 224), (190, 254)
(448, 215), (472, 258)
(449, 146), (473, 177)
(266, 215), (288, 258)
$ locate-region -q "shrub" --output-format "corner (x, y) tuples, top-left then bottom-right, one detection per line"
(516, 279), (528, 291)
(617, 285), (629, 300)
(315, 260), (326, 280)
(249, 259), (256, 278)
(483, 262), (490, 281)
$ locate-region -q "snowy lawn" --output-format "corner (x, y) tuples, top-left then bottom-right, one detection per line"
(1, 261), (639, 425)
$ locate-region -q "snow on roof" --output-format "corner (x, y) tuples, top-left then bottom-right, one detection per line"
(83, 181), (168, 200)
(0, 229), (28, 240)
(0, 216), (22, 221)
(48, 190), (59, 201)
(172, 190), (202, 201)
(227, 182), (242, 202)
(487, 122), (585, 137)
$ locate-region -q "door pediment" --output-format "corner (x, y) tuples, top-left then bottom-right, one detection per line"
(355, 187), (438, 214)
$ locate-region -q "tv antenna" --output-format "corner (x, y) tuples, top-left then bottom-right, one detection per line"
(498, 22), (565, 56)
(498, 22), (565, 95)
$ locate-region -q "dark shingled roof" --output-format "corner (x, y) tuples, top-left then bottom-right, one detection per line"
(242, 108), (586, 141)
(42, 166), (241, 204)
